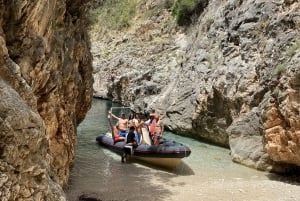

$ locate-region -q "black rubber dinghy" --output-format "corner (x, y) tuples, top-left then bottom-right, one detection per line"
(96, 133), (191, 168)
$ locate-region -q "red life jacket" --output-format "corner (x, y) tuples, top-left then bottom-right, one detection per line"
(149, 119), (157, 135)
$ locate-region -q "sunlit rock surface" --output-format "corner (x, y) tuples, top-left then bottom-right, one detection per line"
(263, 72), (300, 166)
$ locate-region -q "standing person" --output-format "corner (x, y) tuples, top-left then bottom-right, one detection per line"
(145, 113), (155, 131)
(128, 113), (135, 128)
(145, 113), (155, 144)
(133, 112), (144, 144)
(108, 112), (125, 143)
(148, 114), (164, 145)
(122, 126), (137, 163)
(109, 110), (129, 137)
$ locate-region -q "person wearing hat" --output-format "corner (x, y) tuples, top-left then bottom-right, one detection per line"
(109, 110), (129, 137)
(145, 113), (164, 145)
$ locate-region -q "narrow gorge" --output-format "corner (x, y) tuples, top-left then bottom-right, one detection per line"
(92, 0), (300, 172)
(0, 0), (299, 200)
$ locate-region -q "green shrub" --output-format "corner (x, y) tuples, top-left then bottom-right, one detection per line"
(171, 0), (199, 26)
(286, 39), (300, 58)
(272, 87), (280, 97)
(164, 0), (175, 9)
(144, 0), (176, 20)
(90, 0), (137, 31)
(274, 64), (286, 76)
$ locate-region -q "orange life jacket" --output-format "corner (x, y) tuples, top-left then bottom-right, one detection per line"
(149, 119), (157, 135)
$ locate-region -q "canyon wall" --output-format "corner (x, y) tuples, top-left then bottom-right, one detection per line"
(93, 0), (300, 172)
(0, 0), (93, 200)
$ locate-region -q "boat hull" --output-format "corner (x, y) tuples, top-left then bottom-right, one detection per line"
(96, 134), (191, 168)
(132, 156), (182, 168)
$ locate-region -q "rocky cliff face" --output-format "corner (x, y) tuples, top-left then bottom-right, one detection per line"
(93, 0), (299, 172)
(0, 1), (93, 200)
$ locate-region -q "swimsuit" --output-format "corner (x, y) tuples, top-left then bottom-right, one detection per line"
(135, 133), (141, 144)
(119, 130), (128, 137)
(151, 132), (162, 140)
(114, 136), (123, 143)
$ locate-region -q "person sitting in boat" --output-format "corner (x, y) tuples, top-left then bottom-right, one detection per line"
(108, 112), (125, 143)
(109, 110), (129, 137)
(147, 113), (164, 146)
(122, 126), (137, 163)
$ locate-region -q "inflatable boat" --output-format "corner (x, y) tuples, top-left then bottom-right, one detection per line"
(96, 130), (191, 168)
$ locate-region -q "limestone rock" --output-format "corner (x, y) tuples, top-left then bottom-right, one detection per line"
(92, 0), (300, 172)
(0, 0), (93, 200)
(0, 80), (66, 200)
(263, 73), (300, 166)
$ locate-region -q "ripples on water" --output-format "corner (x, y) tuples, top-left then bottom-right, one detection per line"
(66, 99), (274, 201)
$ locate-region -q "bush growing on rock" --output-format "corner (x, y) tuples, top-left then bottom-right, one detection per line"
(172, 0), (208, 26)
(89, 0), (137, 31)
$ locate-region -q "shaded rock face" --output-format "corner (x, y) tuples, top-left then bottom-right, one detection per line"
(0, 1), (93, 200)
(93, 0), (300, 171)
(0, 80), (65, 201)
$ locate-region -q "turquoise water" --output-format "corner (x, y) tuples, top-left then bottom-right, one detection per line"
(66, 99), (275, 201)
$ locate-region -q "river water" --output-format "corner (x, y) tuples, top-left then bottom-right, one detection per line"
(66, 99), (300, 201)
